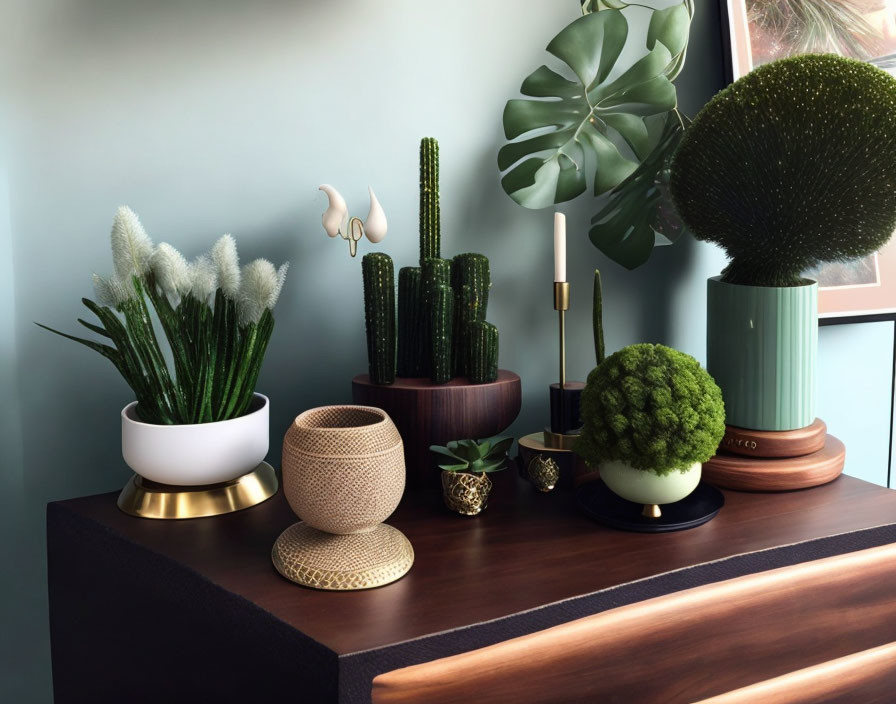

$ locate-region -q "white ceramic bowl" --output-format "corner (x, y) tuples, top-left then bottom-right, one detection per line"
(600, 460), (701, 506)
(121, 394), (269, 486)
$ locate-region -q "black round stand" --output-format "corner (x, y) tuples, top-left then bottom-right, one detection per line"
(576, 481), (724, 533)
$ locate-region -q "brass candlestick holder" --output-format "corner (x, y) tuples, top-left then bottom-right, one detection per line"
(516, 281), (593, 492)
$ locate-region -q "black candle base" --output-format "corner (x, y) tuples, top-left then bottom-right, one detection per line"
(549, 382), (584, 435)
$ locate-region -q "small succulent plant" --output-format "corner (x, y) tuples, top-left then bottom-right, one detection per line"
(430, 437), (514, 474)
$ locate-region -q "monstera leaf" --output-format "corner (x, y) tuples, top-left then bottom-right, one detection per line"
(588, 112), (689, 269)
(498, 10), (680, 209)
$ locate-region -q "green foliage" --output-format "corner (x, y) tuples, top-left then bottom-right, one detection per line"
(430, 437), (514, 474)
(588, 113), (690, 269)
(593, 269), (605, 367)
(468, 321), (499, 385)
(498, 2), (693, 269)
(498, 10), (679, 208)
(420, 137), (441, 263)
(576, 343), (725, 475)
(362, 253), (396, 385)
(671, 54), (896, 287)
(430, 284), (454, 385)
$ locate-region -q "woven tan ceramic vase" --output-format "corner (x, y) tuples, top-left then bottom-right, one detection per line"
(272, 405), (413, 590)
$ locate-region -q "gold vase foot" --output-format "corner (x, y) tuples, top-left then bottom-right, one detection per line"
(272, 522), (414, 591)
(642, 503), (662, 519)
(117, 462), (279, 520)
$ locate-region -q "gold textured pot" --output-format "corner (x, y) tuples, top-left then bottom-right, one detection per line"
(441, 470), (492, 516)
(272, 405), (414, 590)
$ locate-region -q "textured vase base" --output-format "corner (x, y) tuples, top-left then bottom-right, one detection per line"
(576, 481), (724, 533)
(720, 419), (827, 459)
(272, 522), (414, 591)
(117, 462), (278, 520)
(703, 434), (845, 492)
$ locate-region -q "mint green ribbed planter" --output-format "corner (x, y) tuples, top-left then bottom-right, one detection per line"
(707, 276), (817, 431)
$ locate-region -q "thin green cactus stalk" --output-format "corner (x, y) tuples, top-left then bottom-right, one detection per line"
(419, 257), (451, 377)
(451, 253), (490, 376)
(420, 137), (441, 264)
(362, 253), (395, 384)
(593, 269), (605, 367)
(452, 284), (479, 378)
(468, 320), (498, 384)
(452, 253), (490, 318)
(397, 267), (424, 377)
(430, 284), (454, 384)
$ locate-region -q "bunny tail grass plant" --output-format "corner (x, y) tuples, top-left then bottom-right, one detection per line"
(38, 206), (288, 425)
(671, 54), (896, 287)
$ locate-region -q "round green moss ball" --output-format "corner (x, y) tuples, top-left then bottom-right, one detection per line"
(575, 343), (725, 475)
(671, 54), (896, 287)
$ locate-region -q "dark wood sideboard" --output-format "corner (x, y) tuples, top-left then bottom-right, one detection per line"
(47, 474), (896, 703)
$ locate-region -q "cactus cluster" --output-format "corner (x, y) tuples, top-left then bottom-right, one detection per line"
(361, 138), (500, 385)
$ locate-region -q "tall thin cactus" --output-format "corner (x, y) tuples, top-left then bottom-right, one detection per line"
(420, 137), (441, 264)
(430, 284), (454, 384)
(468, 321), (498, 384)
(593, 269), (605, 367)
(362, 253), (395, 384)
(397, 267), (423, 377)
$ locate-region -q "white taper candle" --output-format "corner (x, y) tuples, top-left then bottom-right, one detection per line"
(553, 212), (567, 283)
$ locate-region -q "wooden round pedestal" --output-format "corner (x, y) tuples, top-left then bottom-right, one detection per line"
(719, 419), (827, 458)
(352, 371), (522, 490)
(703, 434), (845, 492)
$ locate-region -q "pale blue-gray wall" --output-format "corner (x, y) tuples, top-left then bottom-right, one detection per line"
(0, 2), (893, 701)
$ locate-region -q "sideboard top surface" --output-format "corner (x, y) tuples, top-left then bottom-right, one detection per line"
(52, 474), (896, 655)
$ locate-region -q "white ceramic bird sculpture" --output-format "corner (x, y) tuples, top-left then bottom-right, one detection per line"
(319, 185), (387, 257)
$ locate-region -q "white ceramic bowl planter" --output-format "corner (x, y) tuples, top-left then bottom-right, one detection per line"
(600, 460), (702, 517)
(121, 393), (270, 486)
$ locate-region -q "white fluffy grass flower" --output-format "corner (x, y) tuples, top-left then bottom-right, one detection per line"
(110, 206), (154, 280)
(151, 243), (192, 302)
(189, 255), (218, 302)
(238, 259), (289, 324)
(92, 274), (136, 308)
(211, 235), (241, 298)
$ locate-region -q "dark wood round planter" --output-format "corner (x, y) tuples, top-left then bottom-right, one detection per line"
(352, 370), (522, 490)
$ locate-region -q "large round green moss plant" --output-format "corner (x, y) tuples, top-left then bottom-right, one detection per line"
(671, 54), (896, 287)
(576, 344), (725, 475)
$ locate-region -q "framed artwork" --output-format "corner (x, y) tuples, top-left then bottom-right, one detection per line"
(720, 0), (896, 322)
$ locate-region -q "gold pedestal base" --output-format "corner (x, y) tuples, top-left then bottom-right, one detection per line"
(642, 503), (662, 519)
(117, 462), (279, 520)
(272, 522), (414, 591)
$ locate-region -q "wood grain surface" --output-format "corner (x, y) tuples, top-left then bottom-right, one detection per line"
(352, 370), (522, 489)
(372, 544), (896, 704)
(704, 434), (845, 491)
(720, 418), (827, 458)
(53, 474), (896, 656)
(694, 642), (896, 704)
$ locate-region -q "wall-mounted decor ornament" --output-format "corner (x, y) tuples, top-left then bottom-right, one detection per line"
(670, 54), (896, 488)
(575, 343), (726, 531)
(38, 206), (287, 518)
(319, 184), (387, 257)
(273, 406), (413, 590)
(498, 1), (694, 269)
(352, 137), (521, 489)
(432, 437), (513, 516)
